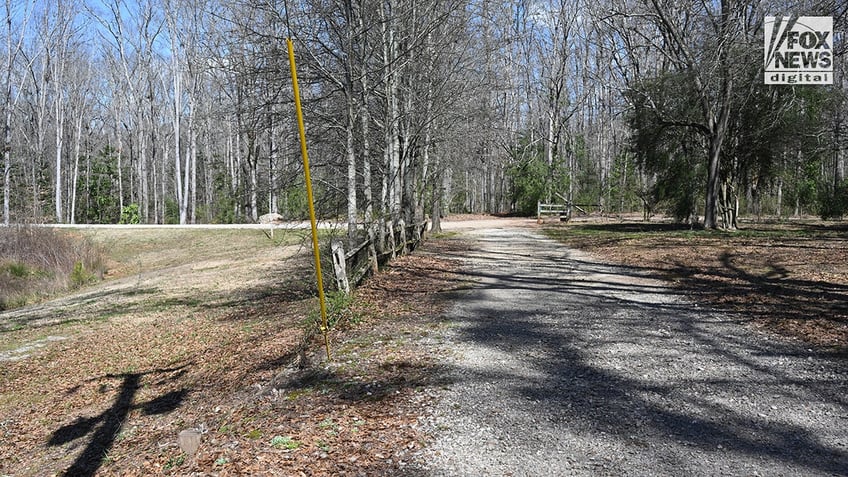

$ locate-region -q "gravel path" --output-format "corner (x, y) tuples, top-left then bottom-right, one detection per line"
(411, 225), (848, 476)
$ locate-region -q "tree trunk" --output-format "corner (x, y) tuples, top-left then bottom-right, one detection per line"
(54, 90), (64, 223)
(794, 154), (802, 217)
(382, 0), (401, 224)
(357, 9), (377, 272)
(114, 110), (124, 216)
(704, 109), (731, 228)
(172, 70), (184, 224)
(2, 0), (13, 225)
(704, 141), (720, 228)
(837, 72), (845, 185)
(443, 167), (451, 215)
(346, 93), (357, 245)
(182, 100), (193, 224)
(545, 114), (555, 202)
(431, 162), (442, 233)
(269, 115), (278, 215)
(2, 105), (9, 225)
(189, 110), (197, 224)
(249, 135), (258, 222)
(140, 102), (151, 223)
(235, 113), (243, 221)
(70, 112), (83, 224)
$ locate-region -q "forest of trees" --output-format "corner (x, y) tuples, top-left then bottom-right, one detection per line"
(1, 0), (846, 233)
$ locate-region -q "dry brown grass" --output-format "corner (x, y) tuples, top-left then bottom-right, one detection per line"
(0, 226), (105, 310)
(0, 227), (467, 476)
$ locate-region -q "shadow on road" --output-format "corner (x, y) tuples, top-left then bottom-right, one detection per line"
(434, 229), (848, 474)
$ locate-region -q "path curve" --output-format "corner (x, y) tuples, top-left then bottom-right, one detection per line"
(412, 223), (847, 476)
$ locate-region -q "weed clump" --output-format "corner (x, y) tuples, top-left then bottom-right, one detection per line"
(0, 226), (105, 310)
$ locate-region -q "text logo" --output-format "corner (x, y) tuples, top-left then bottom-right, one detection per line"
(764, 16), (833, 85)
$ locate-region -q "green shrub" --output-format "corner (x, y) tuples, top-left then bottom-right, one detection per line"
(270, 435), (301, 450)
(4, 262), (30, 278)
(165, 199), (180, 224)
(326, 290), (357, 328)
(71, 261), (97, 289)
(307, 290), (360, 332)
(119, 203), (141, 224)
(819, 181), (848, 220)
(0, 226), (105, 310)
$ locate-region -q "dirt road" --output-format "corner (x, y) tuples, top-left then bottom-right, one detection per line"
(411, 223), (848, 476)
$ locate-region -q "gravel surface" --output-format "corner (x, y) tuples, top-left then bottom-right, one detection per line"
(409, 225), (848, 476)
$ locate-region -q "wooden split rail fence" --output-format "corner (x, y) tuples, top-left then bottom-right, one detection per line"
(537, 200), (599, 222)
(330, 219), (429, 294)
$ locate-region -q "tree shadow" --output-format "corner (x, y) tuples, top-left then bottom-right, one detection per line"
(465, 308), (845, 470)
(433, 230), (848, 474)
(654, 249), (848, 347)
(544, 221), (848, 347)
(0, 286), (160, 332)
(48, 365), (189, 477)
(213, 253), (317, 321)
(570, 222), (702, 234)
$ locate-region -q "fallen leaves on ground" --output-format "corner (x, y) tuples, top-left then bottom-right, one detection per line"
(7, 218), (843, 476)
(0, 237), (469, 476)
(547, 219), (848, 350)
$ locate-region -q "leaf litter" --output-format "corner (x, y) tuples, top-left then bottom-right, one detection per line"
(2, 219), (844, 475)
(0, 230), (469, 476)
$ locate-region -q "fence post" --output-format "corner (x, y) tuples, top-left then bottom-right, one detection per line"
(386, 218), (397, 259)
(367, 223), (379, 275)
(330, 239), (350, 294)
(398, 217), (408, 254)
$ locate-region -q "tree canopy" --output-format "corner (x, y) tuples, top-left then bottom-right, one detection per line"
(1, 0), (845, 231)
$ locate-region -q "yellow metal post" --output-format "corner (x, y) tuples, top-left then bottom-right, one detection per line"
(287, 38), (330, 361)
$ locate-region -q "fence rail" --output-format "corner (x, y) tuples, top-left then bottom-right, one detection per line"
(537, 202), (569, 217)
(537, 201), (600, 222)
(330, 219), (429, 293)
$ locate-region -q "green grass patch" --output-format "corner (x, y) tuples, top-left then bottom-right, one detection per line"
(163, 453), (186, 470)
(270, 435), (301, 450)
(428, 231), (461, 239)
(3, 261), (33, 278)
(285, 388), (314, 401)
(218, 423), (234, 435)
(70, 261), (98, 289)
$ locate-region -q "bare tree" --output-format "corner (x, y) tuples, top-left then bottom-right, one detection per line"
(66, 47), (94, 224)
(3, 0), (35, 225)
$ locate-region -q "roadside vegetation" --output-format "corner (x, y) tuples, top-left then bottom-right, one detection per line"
(544, 218), (848, 350)
(0, 226), (105, 311)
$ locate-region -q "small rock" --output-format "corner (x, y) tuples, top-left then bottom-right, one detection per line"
(178, 429), (202, 455)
